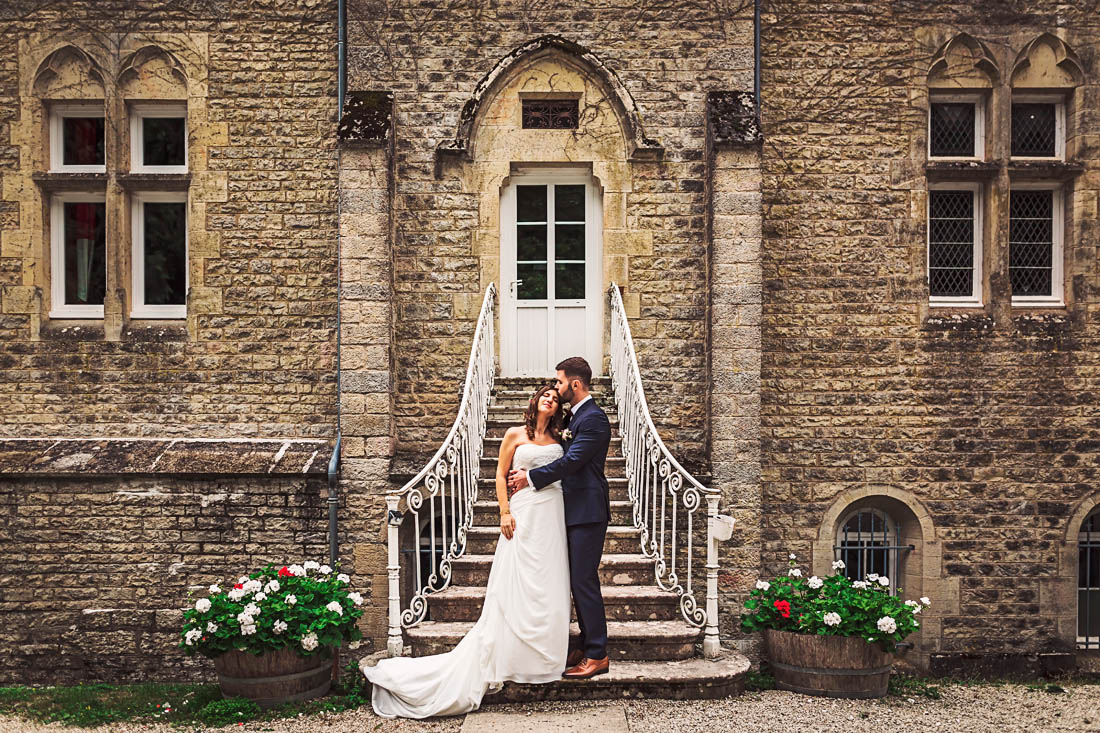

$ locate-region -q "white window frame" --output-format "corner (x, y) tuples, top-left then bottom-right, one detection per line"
(927, 182), (983, 308)
(129, 103), (188, 174)
(131, 191), (188, 319)
(928, 94), (985, 162)
(1009, 183), (1064, 308)
(1010, 94), (1065, 162)
(49, 103), (106, 173)
(50, 192), (107, 319)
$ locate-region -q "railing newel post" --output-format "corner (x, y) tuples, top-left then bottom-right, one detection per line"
(385, 493), (403, 657)
(704, 493), (721, 658)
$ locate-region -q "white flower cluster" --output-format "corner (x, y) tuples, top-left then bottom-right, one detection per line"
(320, 565), (332, 575)
(823, 612), (841, 627)
(264, 580), (280, 594)
(876, 616), (897, 634)
(789, 553), (797, 560)
(348, 592), (363, 606)
(831, 560), (845, 571)
(195, 598), (211, 613)
(920, 597), (931, 607)
(301, 632), (319, 651)
(336, 573), (351, 584)
(286, 594), (297, 606)
(755, 580), (770, 591)
(184, 628), (202, 646)
(807, 576), (823, 590)
(273, 620), (288, 634)
(788, 568), (802, 578)
(905, 599), (922, 614)
(852, 580), (869, 590)
(287, 564), (306, 577)
(228, 587), (246, 602)
(326, 601), (344, 616)
(304, 561), (320, 572)
(206, 622), (218, 633)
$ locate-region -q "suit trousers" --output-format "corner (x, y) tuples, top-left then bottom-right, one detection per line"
(566, 521), (608, 659)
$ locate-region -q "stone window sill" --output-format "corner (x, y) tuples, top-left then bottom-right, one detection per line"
(32, 172), (108, 192)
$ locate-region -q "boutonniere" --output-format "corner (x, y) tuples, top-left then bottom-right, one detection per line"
(561, 429), (574, 442)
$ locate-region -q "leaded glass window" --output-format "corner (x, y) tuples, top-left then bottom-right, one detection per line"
(1011, 102), (1059, 158)
(930, 102), (977, 158)
(1009, 189), (1057, 300)
(928, 188), (980, 302)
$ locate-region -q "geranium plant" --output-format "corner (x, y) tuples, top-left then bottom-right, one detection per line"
(180, 561), (365, 658)
(740, 554), (930, 652)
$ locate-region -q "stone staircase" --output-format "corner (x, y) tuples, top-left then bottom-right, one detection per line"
(401, 377), (748, 701)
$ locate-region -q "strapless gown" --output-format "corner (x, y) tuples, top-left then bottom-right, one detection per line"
(362, 442), (570, 718)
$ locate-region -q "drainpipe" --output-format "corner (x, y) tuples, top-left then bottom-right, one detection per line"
(329, 0), (347, 569)
(754, 0), (761, 109)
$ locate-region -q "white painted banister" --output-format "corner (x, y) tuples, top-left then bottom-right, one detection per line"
(608, 283), (732, 657)
(385, 283), (496, 656)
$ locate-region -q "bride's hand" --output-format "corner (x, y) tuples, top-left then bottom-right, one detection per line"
(500, 511), (516, 540)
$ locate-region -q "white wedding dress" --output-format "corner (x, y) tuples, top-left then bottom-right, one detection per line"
(362, 442), (571, 719)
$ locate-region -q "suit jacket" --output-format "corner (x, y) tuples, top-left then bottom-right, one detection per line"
(528, 398), (612, 527)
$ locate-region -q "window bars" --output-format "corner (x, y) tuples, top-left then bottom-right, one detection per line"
(834, 508), (913, 595)
(1081, 511), (1100, 650)
(521, 99), (579, 129)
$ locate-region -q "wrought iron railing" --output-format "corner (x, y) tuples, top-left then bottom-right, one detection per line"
(384, 283), (496, 656)
(608, 283), (734, 657)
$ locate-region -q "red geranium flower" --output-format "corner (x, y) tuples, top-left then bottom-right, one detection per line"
(233, 583), (243, 590)
(773, 600), (791, 618)
(278, 566), (292, 577)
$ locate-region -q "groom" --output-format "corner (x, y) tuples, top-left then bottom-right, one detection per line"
(508, 356), (612, 679)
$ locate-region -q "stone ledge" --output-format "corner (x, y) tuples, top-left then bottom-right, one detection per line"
(0, 438), (334, 477)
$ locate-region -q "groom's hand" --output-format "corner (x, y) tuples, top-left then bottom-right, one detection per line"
(507, 469), (529, 492)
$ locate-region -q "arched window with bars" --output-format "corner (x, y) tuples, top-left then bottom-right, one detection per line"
(1081, 510), (1100, 650)
(835, 508), (914, 594)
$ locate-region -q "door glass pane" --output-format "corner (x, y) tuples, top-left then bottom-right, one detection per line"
(62, 201), (106, 305)
(518, 225), (546, 261)
(143, 117), (186, 167)
(555, 263), (585, 299)
(556, 224), (585, 261)
(62, 117), (105, 166)
(517, 264), (547, 300)
(517, 185), (546, 222)
(143, 202), (187, 305)
(555, 184), (585, 221)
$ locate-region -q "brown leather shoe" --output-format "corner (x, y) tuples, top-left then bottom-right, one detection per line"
(563, 656), (609, 679)
(564, 649), (584, 671)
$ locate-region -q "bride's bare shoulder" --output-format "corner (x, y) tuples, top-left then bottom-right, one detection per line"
(501, 426), (527, 445)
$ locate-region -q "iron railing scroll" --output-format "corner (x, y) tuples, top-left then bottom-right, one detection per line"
(607, 283), (734, 657)
(385, 283), (497, 656)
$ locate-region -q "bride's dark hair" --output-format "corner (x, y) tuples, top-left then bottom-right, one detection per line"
(524, 383), (565, 440)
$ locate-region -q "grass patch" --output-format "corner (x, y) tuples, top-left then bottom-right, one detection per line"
(888, 674), (942, 700)
(0, 661), (371, 728)
(744, 669), (776, 692)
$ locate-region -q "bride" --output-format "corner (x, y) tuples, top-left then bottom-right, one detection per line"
(362, 384), (571, 718)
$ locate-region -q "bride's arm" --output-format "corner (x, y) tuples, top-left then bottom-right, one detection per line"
(495, 427), (521, 539)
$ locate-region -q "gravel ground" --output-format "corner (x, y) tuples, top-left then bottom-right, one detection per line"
(2, 683), (1099, 733)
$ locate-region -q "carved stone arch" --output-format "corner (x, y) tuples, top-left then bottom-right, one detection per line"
(1012, 33), (1084, 89)
(118, 45), (189, 98)
(812, 486), (946, 669)
(442, 35), (662, 160)
(928, 32), (999, 88)
(31, 44), (106, 98)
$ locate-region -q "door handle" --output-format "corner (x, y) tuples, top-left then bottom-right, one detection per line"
(510, 279), (523, 296)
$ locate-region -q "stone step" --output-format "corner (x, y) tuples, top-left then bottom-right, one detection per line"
(477, 477), (631, 502)
(486, 415), (619, 438)
(482, 436), (622, 459)
(464, 524), (642, 554)
(427, 583), (682, 622)
(450, 553), (653, 587)
(471, 499), (635, 527)
(481, 655), (750, 702)
(491, 392), (614, 408)
(480, 455), (625, 478)
(405, 619), (701, 661)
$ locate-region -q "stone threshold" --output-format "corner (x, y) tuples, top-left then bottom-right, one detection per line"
(0, 437), (334, 477)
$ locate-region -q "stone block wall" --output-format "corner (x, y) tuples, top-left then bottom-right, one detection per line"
(0, 474), (342, 684)
(0, 0), (339, 439)
(347, 0), (756, 473)
(760, 0), (1100, 666)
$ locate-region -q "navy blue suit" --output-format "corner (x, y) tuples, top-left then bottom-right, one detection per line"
(528, 398), (611, 659)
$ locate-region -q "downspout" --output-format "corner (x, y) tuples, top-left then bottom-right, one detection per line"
(329, 0), (347, 569)
(754, 0), (761, 109)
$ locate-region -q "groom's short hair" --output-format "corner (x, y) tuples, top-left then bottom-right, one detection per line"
(556, 357), (592, 387)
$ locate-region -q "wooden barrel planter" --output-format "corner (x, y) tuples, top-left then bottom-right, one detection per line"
(213, 647), (332, 709)
(763, 629), (893, 699)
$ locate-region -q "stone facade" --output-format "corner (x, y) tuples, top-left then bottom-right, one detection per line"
(0, 0), (339, 438)
(760, 0), (1100, 671)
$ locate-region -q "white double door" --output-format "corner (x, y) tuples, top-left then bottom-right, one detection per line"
(500, 172), (602, 377)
